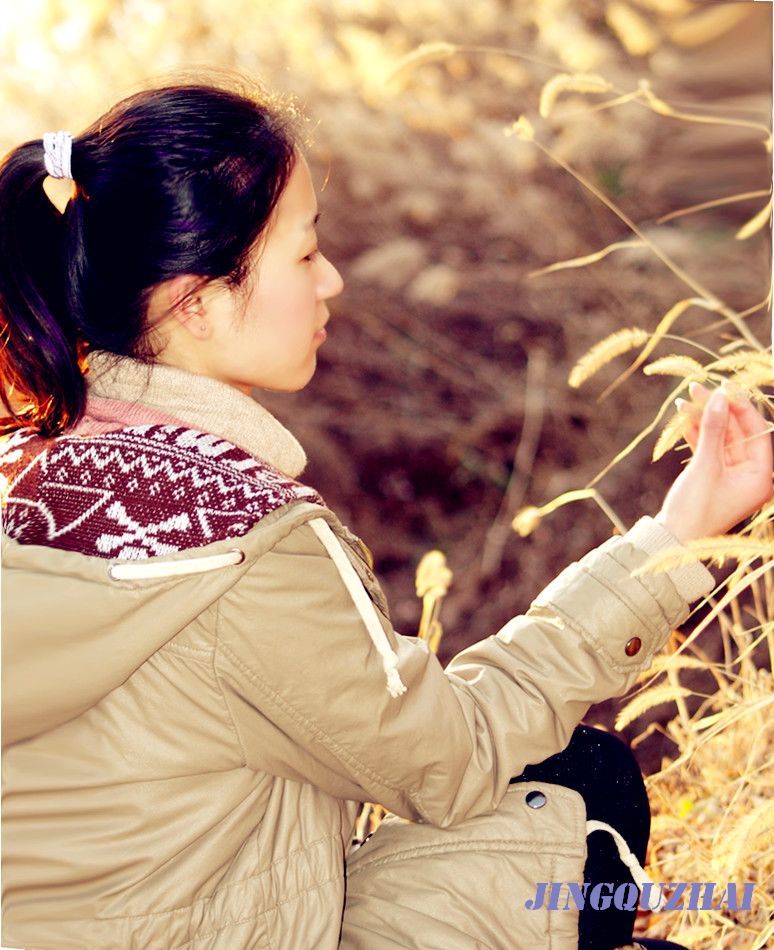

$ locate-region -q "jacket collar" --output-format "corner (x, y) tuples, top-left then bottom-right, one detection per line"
(84, 350), (308, 478)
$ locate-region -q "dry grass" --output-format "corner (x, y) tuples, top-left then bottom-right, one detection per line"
(631, 631), (774, 948)
(619, 515), (774, 947)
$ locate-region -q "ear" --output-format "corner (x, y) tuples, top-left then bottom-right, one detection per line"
(147, 275), (209, 337)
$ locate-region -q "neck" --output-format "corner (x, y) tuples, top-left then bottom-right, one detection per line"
(83, 350), (308, 478)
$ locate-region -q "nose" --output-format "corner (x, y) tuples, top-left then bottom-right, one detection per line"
(318, 253), (344, 301)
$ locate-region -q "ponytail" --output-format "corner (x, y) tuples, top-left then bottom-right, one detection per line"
(0, 141), (85, 436)
(0, 80), (298, 438)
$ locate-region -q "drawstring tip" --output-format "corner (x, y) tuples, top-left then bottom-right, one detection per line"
(586, 818), (666, 911)
(384, 663), (407, 698)
(307, 517), (410, 701)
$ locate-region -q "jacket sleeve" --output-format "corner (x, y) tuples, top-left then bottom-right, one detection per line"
(213, 514), (713, 828)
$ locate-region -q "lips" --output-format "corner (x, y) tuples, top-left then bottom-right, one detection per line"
(315, 314), (329, 341)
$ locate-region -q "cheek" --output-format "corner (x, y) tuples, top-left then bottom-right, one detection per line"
(263, 271), (312, 312)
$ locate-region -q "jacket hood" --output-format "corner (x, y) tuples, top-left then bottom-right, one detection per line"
(1, 351), (317, 746)
(2, 534), (213, 744)
(1, 501), (324, 746)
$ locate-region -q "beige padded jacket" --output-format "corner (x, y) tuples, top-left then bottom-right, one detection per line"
(1, 351), (715, 949)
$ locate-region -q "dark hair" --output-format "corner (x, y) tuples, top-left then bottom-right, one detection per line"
(0, 80), (299, 436)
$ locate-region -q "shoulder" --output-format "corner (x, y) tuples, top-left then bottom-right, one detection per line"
(226, 507), (391, 623)
(0, 423), (323, 559)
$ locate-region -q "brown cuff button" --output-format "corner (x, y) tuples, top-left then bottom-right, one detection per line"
(625, 637), (642, 657)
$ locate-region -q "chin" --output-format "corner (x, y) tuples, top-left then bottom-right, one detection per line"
(259, 367), (317, 395)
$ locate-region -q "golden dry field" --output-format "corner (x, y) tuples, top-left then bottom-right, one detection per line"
(2, 1), (772, 947)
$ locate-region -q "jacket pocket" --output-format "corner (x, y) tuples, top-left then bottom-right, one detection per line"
(341, 782), (585, 950)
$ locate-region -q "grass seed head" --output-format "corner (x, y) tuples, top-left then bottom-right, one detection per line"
(568, 327), (650, 388)
(653, 411), (688, 461)
(539, 72), (613, 118)
(643, 354), (707, 380)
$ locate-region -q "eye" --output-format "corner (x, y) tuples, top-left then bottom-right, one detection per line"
(302, 249), (320, 263)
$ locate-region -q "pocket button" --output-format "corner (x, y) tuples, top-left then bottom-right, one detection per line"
(526, 790), (547, 809)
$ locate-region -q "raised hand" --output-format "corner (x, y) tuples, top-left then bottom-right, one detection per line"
(656, 381), (773, 544)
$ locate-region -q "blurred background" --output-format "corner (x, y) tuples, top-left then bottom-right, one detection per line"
(2, 0), (771, 766)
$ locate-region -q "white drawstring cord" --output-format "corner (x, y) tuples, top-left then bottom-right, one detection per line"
(586, 819), (665, 910)
(309, 518), (407, 699)
(108, 548), (244, 580)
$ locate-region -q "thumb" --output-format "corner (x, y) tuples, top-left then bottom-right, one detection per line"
(694, 388), (729, 466)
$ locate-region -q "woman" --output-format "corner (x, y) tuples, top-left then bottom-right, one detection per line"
(1, 80), (771, 950)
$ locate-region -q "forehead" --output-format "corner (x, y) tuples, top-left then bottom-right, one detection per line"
(270, 159), (318, 237)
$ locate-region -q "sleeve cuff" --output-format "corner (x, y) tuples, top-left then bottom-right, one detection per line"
(623, 516), (715, 604)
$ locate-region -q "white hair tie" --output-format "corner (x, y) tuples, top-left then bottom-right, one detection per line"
(43, 131), (73, 180)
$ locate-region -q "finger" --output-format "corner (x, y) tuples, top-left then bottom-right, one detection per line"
(723, 408), (747, 466)
(682, 419), (699, 453)
(687, 382), (765, 462)
(726, 390), (770, 437)
(675, 398), (701, 452)
(678, 384), (754, 463)
(688, 381), (710, 405)
(723, 387), (773, 465)
(694, 388), (729, 468)
(675, 397), (700, 418)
